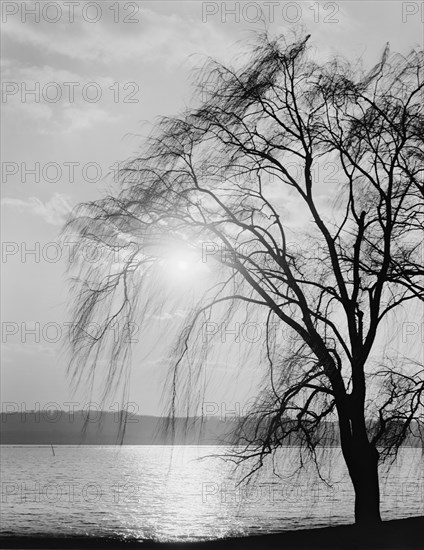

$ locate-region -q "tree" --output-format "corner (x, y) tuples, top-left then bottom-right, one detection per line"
(64, 33), (424, 526)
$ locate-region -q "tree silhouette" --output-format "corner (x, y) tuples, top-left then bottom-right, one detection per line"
(65, 33), (423, 526)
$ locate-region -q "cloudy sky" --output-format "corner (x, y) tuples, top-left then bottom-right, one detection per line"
(1, 1), (422, 415)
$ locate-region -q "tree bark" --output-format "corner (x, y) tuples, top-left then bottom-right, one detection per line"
(337, 394), (382, 526)
(348, 444), (382, 526)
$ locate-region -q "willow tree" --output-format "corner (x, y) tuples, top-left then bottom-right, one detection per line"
(65, 34), (424, 525)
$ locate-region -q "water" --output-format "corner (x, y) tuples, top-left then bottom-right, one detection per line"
(1, 445), (422, 541)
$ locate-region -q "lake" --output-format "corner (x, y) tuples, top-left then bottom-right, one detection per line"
(1, 446), (423, 542)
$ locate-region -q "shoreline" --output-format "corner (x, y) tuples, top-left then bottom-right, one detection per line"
(1, 516), (423, 549)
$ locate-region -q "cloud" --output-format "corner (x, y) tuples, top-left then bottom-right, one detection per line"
(2, 193), (73, 226)
(146, 309), (189, 322)
(1, 61), (120, 133)
(61, 106), (119, 133)
(2, 341), (58, 361)
(2, 5), (231, 68)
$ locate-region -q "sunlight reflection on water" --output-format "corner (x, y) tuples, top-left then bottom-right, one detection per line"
(1, 445), (423, 541)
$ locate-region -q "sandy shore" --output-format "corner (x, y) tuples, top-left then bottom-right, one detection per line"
(1, 516), (423, 549)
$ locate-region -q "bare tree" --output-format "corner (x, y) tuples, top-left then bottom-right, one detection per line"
(64, 33), (424, 526)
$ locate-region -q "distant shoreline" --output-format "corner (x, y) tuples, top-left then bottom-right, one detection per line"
(1, 517), (423, 549)
(2, 412), (422, 446)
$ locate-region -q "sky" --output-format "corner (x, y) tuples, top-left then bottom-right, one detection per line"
(1, 0), (423, 415)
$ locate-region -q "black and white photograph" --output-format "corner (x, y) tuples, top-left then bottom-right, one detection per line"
(1, 1), (423, 548)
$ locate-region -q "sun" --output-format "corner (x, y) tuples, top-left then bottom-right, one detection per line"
(176, 260), (189, 271)
(169, 255), (195, 277)
(159, 245), (210, 285)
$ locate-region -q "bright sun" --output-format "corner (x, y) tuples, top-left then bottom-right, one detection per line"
(176, 260), (189, 271)
(170, 256), (195, 276)
(160, 246), (209, 284)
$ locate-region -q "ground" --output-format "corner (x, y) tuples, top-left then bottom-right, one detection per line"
(1, 516), (423, 549)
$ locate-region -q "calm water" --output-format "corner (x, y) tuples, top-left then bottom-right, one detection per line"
(1, 446), (423, 541)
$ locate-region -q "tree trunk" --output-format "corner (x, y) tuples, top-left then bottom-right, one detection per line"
(349, 444), (382, 526)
